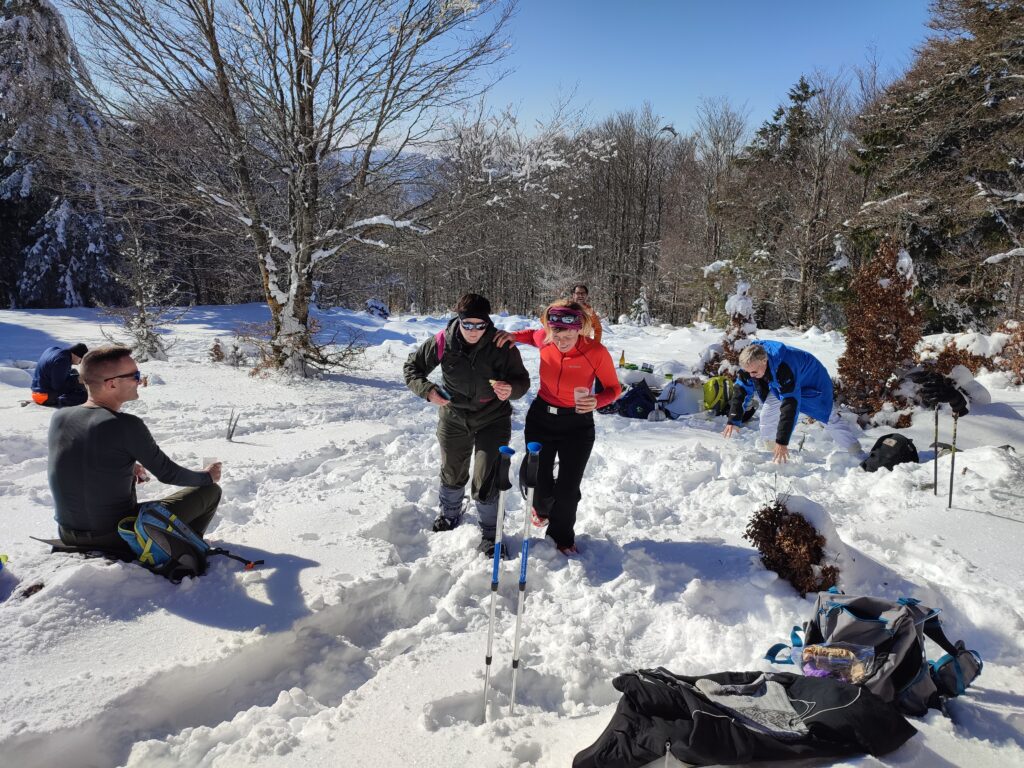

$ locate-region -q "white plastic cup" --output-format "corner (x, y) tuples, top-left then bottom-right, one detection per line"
(202, 456), (220, 468)
(573, 386), (590, 414)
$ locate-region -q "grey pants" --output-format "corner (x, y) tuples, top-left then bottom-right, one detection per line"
(59, 484), (223, 555)
(437, 409), (511, 537)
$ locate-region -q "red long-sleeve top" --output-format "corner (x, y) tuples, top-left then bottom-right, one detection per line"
(511, 329), (622, 409)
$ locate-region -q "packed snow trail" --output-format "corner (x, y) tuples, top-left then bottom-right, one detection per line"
(1, 306), (1022, 767)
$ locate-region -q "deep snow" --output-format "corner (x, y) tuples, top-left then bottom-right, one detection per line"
(1, 305), (1022, 768)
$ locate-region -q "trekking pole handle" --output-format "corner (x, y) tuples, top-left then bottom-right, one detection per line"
(523, 442), (541, 491)
(491, 447), (515, 584)
(497, 445), (514, 492)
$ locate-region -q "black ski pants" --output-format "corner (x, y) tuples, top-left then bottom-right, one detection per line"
(523, 398), (596, 548)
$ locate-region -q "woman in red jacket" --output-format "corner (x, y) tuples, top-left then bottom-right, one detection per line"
(496, 300), (621, 555)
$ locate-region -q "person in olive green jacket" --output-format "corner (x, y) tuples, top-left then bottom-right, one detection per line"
(404, 293), (530, 556)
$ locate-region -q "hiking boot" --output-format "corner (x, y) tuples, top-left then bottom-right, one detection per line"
(432, 512), (462, 532)
(477, 536), (509, 559)
(557, 543), (579, 557)
(530, 507), (548, 528)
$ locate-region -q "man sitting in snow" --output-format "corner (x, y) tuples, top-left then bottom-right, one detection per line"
(30, 342), (89, 408)
(722, 342), (863, 463)
(48, 345), (222, 554)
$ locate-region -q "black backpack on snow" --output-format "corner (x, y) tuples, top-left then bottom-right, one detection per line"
(861, 433), (919, 472)
(616, 380), (658, 419)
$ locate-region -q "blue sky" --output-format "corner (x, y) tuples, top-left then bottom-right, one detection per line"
(484, 1), (933, 133)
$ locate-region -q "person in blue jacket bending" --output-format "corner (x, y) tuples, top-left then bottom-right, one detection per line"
(31, 343), (89, 408)
(722, 341), (863, 463)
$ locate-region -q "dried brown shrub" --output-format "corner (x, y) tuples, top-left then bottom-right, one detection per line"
(995, 320), (1024, 385)
(208, 338), (225, 363)
(744, 496), (839, 597)
(836, 238), (921, 423)
(931, 343), (987, 375)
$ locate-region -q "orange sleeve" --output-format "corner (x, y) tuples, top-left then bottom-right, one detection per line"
(591, 346), (621, 408)
(512, 329), (546, 347)
(590, 310), (603, 344)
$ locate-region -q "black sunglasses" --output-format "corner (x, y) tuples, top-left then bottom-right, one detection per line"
(105, 370), (142, 382)
(460, 320), (488, 331)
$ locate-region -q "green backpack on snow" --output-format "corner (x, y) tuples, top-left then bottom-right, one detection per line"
(702, 376), (732, 415)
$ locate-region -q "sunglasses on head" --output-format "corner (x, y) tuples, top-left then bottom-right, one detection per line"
(547, 312), (583, 328)
(105, 370), (142, 382)
(460, 319), (488, 331)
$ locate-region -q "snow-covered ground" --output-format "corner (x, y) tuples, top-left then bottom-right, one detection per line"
(1, 305), (1022, 768)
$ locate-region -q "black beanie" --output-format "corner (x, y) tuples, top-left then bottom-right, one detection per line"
(456, 294), (491, 320)
(69, 343), (88, 358)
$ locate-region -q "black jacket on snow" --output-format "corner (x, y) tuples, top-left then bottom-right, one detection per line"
(572, 668), (917, 768)
(404, 318), (530, 423)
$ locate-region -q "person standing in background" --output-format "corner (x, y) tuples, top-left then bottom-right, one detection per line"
(571, 284), (603, 344)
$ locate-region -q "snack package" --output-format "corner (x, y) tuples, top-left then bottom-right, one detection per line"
(801, 643), (874, 684)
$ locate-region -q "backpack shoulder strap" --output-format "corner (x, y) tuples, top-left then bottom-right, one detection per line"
(764, 625), (805, 664)
(435, 329), (446, 361)
(923, 614), (960, 656)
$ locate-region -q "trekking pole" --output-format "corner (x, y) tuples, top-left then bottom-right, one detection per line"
(509, 441), (542, 716)
(948, 414), (958, 509)
(482, 445), (515, 721)
(933, 406), (939, 496)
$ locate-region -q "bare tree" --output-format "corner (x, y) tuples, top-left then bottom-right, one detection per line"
(693, 97), (748, 268)
(67, 0), (513, 374)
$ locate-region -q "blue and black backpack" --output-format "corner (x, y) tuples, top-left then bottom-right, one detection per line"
(118, 502), (262, 583)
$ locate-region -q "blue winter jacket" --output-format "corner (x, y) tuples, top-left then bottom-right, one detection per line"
(31, 345), (82, 398)
(728, 340), (834, 444)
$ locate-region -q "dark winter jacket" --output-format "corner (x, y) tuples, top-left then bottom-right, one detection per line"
(49, 406), (213, 535)
(31, 345), (83, 399)
(728, 340), (834, 445)
(573, 668), (917, 768)
(404, 318), (530, 425)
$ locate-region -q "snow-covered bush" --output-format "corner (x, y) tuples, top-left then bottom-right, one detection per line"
(209, 338), (225, 363)
(917, 321), (1022, 384)
(627, 289), (652, 326)
(702, 280), (757, 376)
(365, 298), (390, 319)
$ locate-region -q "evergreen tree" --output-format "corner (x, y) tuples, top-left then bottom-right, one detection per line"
(101, 232), (182, 362)
(850, 0), (1024, 328)
(0, 0), (115, 307)
(730, 75), (857, 327)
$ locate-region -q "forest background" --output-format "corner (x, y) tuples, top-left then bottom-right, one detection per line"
(1, 0), (1022, 375)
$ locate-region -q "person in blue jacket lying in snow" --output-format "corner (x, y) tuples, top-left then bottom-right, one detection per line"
(722, 341), (863, 463)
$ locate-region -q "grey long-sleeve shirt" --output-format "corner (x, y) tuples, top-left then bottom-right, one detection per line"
(48, 405), (212, 533)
